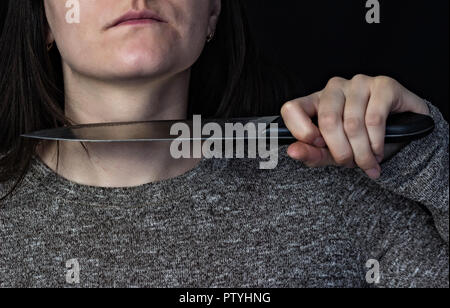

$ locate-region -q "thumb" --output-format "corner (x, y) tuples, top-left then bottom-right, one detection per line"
(287, 141), (336, 167)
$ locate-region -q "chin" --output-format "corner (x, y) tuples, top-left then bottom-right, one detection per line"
(111, 50), (173, 79)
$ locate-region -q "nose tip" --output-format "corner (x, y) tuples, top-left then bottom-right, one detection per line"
(131, 0), (150, 11)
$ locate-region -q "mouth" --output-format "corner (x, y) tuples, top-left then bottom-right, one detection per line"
(107, 9), (167, 29)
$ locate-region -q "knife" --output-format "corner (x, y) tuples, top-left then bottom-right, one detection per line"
(21, 112), (435, 145)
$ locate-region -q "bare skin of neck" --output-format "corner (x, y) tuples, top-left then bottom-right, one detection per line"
(38, 67), (201, 188)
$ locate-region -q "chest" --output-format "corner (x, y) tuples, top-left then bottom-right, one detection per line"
(1, 193), (365, 287)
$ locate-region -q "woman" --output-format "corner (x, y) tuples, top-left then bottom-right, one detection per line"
(0, 0), (448, 288)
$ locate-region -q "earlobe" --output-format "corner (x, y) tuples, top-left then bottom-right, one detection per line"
(46, 32), (54, 45)
(46, 31), (55, 51)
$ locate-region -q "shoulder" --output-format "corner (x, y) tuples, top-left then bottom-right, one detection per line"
(0, 176), (18, 209)
(0, 157), (43, 210)
(0, 154), (9, 201)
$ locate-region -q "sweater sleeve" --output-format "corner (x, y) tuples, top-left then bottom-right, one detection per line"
(374, 100), (449, 244)
(340, 100), (449, 287)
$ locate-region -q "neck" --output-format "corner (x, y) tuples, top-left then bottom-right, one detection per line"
(64, 70), (191, 124)
(39, 68), (201, 188)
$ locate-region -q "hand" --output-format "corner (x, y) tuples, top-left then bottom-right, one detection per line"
(281, 75), (431, 179)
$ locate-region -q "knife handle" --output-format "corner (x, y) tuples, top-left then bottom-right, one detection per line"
(273, 112), (435, 145)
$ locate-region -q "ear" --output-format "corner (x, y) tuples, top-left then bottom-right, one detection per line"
(43, 1), (55, 44)
(46, 30), (54, 45)
(207, 0), (221, 35)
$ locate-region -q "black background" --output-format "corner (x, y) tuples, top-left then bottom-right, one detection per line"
(245, 0), (449, 120)
(1, 0), (448, 120)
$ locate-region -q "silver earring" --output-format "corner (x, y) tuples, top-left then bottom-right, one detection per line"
(47, 41), (54, 51)
(206, 31), (215, 43)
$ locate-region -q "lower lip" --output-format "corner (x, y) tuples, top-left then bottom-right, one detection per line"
(115, 19), (163, 27)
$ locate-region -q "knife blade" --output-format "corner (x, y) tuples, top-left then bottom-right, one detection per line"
(21, 113), (435, 144)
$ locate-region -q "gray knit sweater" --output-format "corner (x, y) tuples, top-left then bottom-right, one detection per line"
(0, 100), (448, 288)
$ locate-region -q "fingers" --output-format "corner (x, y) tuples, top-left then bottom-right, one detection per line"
(281, 92), (326, 147)
(283, 75), (425, 180)
(343, 75), (382, 178)
(365, 78), (395, 164)
(317, 77), (355, 168)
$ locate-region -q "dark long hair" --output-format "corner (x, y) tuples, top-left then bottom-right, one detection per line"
(0, 0), (296, 198)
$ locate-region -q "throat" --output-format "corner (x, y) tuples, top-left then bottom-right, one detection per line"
(37, 140), (201, 188)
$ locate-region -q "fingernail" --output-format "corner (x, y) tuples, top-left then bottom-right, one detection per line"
(366, 167), (380, 179)
(313, 137), (325, 147)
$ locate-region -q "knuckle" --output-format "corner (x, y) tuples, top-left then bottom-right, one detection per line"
(355, 152), (375, 168)
(319, 112), (341, 131)
(334, 151), (353, 166)
(326, 77), (346, 89)
(365, 113), (385, 127)
(374, 76), (397, 90)
(352, 74), (369, 85)
(349, 75), (370, 97)
(302, 130), (317, 142)
(344, 117), (364, 136)
(280, 100), (297, 115)
(292, 129), (315, 143)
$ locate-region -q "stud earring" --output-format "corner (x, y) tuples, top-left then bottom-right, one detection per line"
(206, 31), (215, 43)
